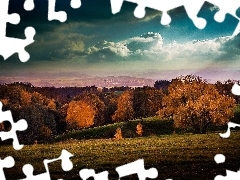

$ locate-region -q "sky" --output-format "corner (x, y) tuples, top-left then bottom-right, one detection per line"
(0, 0), (240, 87)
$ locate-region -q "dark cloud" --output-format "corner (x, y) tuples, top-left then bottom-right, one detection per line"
(219, 33), (240, 60)
(26, 27), (90, 61)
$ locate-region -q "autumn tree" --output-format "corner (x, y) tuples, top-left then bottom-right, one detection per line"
(114, 127), (123, 140)
(136, 123), (143, 136)
(66, 92), (105, 129)
(66, 100), (95, 129)
(112, 91), (134, 122)
(47, 99), (57, 110)
(215, 80), (240, 104)
(133, 87), (163, 118)
(0, 83), (59, 143)
(157, 75), (236, 134)
(20, 89), (32, 106)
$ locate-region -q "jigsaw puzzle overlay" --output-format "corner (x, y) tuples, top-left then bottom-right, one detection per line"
(211, 84), (240, 180)
(0, 156), (15, 180)
(0, 102), (28, 150)
(0, 0), (35, 62)
(20, 149), (74, 180)
(1, 0), (240, 179)
(0, 0), (240, 62)
(110, 0), (240, 35)
(214, 153), (240, 180)
(0, 0), (81, 62)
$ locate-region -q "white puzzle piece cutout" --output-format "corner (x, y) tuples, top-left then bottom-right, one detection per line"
(0, 0), (36, 62)
(116, 159), (158, 180)
(214, 82), (240, 179)
(20, 149), (74, 180)
(0, 0), (82, 62)
(0, 156), (15, 180)
(0, 102), (28, 150)
(110, 0), (240, 35)
(48, 0), (81, 22)
(79, 169), (109, 180)
(214, 154), (240, 180)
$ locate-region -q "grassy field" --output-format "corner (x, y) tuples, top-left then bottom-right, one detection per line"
(1, 130), (240, 180)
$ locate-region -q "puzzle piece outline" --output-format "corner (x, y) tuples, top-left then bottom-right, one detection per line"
(214, 155), (240, 180)
(0, 0), (82, 62)
(110, 0), (240, 35)
(215, 169), (240, 180)
(0, 156), (15, 180)
(0, 0), (36, 62)
(48, 0), (82, 22)
(116, 159), (158, 180)
(214, 83), (240, 179)
(0, 101), (28, 150)
(20, 149), (74, 180)
(79, 169), (109, 180)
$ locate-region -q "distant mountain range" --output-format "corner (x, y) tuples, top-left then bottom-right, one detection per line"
(0, 75), (155, 87)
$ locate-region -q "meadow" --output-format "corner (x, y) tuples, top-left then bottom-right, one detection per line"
(1, 119), (240, 180)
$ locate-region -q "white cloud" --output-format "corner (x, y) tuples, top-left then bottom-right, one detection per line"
(77, 32), (240, 63)
(85, 41), (130, 62)
(87, 41), (130, 57)
(161, 37), (230, 61)
(128, 32), (163, 43)
(118, 32), (231, 63)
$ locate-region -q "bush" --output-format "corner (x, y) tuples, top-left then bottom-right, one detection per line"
(114, 127), (123, 140)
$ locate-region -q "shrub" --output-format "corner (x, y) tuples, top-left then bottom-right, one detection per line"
(136, 123), (143, 136)
(114, 127), (123, 140)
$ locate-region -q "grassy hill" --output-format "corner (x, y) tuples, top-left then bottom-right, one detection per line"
(53, 117), (173, 142)
(1, 131), (240, 180)
(53, 117), (227, 142)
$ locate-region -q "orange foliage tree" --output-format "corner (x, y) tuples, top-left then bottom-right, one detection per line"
(112, 91), (134, 122)
(136, 123), (143, 136)
(114, 127), (123, 140)
(157, 75), (236, 134)
(66, 92), (105, 129)
(66, 100), (95, 129)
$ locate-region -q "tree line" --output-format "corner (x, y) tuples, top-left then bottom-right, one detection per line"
(0, 75), (239, 144)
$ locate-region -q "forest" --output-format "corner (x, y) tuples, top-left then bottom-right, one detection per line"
(0, 75), (239, 144)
